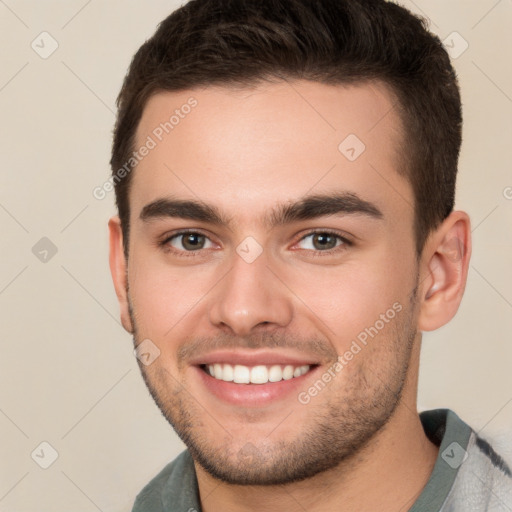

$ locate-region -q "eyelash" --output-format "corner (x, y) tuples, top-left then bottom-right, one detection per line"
(159, 229), (352, 258)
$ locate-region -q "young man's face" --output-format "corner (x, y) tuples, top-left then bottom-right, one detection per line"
(113, 80), (424, 484)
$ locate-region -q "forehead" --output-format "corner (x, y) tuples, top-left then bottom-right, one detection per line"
(131, 80), (412, 227)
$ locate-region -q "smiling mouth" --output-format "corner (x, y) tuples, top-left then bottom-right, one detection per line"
(201, 363), (317, 384)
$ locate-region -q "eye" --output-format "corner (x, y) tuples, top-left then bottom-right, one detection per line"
(165, 231), (215, 252)
(296, 231), (348, 251)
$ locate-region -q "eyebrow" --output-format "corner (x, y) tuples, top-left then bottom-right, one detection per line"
(139, 192), (383, 229)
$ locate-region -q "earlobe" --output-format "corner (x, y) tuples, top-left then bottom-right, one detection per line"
(418, 211), (472, 332)
(108, 216), (134, 333)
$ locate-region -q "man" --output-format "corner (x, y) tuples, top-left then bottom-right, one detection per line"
(108, 0), (512, 510)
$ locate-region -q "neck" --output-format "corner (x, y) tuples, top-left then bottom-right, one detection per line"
(195, 342), (439, 512)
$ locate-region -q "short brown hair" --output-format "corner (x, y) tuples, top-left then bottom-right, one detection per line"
(111, 0), (462, 255)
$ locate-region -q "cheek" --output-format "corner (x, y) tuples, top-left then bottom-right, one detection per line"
(283, 252), (415, 346)
(127, 251), (216, 339)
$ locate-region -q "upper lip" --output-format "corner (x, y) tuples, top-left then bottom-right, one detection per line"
(188, 350), (323, 367)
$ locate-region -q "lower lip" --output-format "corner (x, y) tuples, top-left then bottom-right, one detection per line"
(194, 365), (319, 407)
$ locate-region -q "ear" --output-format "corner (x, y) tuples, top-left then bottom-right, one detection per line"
(108, 216), (134, 333)
(417, 211), (472, 331)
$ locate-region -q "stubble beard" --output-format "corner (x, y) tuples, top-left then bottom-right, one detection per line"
(129, 291), (419, 486)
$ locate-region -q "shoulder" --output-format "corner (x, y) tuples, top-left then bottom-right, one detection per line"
(132, 450), (198, 512)
(440, 411), (512, 510)
(415, 409), (512, 511)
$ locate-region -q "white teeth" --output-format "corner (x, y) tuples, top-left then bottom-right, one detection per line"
(205, 363), (311, 384)
(222, 363), (234, 382)
(250, 365), (268, 384)
(282, 365), (294, 380)
(295, 365), (309, 377)
(214, 363), (223, 380)
(268, 365), (283, 382)
(233, 365), (250, 384)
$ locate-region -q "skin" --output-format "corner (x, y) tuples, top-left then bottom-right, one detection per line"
(109, 80), (471, 511)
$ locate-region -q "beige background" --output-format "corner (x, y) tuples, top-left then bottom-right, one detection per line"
(0, 1), (511, 510)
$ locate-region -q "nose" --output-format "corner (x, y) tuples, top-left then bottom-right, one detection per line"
(208, 249), (294, 336)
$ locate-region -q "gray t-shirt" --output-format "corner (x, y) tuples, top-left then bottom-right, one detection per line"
(132, 409), (512, 511)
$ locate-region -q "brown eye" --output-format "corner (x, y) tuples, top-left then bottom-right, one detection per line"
(312, 233), (339, 250)
(297, 232), (345, 251)
(168, 232), (213, 251)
